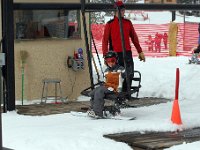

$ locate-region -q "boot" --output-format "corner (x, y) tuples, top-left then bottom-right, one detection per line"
(189, 53), (199, 64)
(194, 53), (200, 64)
(87, 110), (103, 119)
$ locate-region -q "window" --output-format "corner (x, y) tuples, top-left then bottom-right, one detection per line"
(14, 10), (81, 39)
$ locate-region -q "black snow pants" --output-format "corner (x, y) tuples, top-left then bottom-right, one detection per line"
(117, 51), (134, 92)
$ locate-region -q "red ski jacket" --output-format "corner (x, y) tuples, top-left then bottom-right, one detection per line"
(102, 16), (142, 56)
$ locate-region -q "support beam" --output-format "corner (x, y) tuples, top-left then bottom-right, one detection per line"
(13, 3), (200, 11)
(0, 76), (2, 150)
(172, 11), (176, 21)
(81, 0), (94, 89)
(116, 4), (131, 99)
(2, 0), (15, 111)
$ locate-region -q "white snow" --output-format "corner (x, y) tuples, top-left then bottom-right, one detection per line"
(2, 56), (200, 150)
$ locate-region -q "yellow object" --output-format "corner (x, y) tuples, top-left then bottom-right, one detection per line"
(20, 50), (28, 67)
(168, 22), (178, 56)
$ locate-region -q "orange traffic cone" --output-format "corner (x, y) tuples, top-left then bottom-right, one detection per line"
(171, 99), (182, 125)
(171, 68), (182, 125)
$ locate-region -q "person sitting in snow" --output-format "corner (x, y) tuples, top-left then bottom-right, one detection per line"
(87, 51), (126, 119)
(189, 45), (200, 64)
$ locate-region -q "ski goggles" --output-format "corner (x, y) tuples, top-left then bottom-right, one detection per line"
(105, 57), (117, 63)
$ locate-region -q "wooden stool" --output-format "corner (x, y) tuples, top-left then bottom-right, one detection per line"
(41, 79), (64, 104)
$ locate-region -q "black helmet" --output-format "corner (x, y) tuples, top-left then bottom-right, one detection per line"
(104, 51), (118, 59)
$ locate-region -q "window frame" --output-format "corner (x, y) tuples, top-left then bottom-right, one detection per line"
(14, 9), (81, 40)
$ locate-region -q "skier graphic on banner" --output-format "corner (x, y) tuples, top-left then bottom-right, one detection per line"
(163, 32), (168, 50)
(154, 32), (162, 53)
(145, 35), (154, 52)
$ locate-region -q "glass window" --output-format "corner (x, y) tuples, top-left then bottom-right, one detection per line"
(14, 10), (81, 39)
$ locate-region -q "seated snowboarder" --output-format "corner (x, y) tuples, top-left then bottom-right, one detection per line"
(189, 45), (200, 64)
(87, 51), (125, 119)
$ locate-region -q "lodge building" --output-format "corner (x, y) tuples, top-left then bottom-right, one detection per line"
(0, 0), (91, 111)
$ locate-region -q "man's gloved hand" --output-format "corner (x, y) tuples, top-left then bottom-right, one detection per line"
(138, 52), (145, 62)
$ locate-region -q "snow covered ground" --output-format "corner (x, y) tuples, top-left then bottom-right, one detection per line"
(2, 56), (200, 150)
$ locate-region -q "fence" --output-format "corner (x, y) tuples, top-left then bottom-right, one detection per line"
(91, 22), (199, 57)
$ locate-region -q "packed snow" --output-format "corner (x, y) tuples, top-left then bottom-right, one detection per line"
(2, 56), (200, 150)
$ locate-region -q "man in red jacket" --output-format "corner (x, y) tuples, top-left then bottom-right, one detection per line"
(102, 1), (145, 92)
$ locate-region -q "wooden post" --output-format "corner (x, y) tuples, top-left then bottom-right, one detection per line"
(168, 22), (178, 56)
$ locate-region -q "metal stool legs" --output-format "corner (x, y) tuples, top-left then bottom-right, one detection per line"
(41, 79), (64, 104)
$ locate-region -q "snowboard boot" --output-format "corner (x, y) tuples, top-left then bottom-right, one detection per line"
(87, 110), (103, 119)
(189, 53), (199, 64)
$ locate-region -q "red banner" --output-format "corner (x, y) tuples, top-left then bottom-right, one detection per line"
(91, 23), (198, 57)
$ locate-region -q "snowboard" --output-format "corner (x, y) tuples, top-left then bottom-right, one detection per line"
(70, 111), (136, 120)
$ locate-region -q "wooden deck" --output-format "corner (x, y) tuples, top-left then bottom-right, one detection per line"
(15, 97), (171, 116)
(104, 128), (200, 150)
